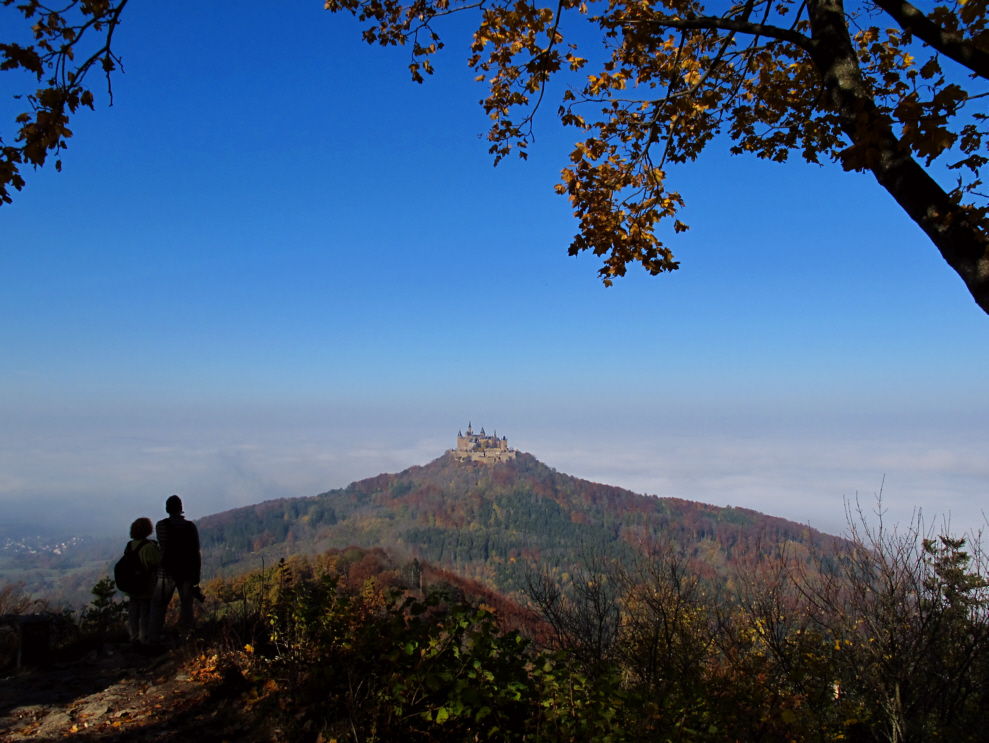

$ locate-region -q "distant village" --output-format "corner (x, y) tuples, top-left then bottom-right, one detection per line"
(451, 423), (517, 463)
(0, 535), (86, 557)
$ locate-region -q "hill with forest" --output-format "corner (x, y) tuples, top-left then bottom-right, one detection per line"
(198, 451), (836, 592)
(4, 455), (987, 742)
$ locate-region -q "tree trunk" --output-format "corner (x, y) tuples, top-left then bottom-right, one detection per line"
(806, 0), (989, 314)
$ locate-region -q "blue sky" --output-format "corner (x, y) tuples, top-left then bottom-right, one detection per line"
(2, 1), (987, 539)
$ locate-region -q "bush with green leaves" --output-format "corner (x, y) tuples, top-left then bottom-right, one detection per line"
(241, 558), (622, 742)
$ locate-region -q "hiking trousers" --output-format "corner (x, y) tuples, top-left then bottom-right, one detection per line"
(149, 573), (195, 640)
(128, 596), (152, 644)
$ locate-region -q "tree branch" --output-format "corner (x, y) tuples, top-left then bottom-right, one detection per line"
(872, 0), (989, 81)
(636, 14), (814, 53)
(804, 0), (989, 313)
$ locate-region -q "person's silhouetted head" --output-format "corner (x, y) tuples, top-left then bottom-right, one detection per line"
(130, 517), (153, 539)
(165, 495), (183, 515)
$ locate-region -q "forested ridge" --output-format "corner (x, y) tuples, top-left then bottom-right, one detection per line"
(6, 527), (986, 742)
(197, 452), (836, 590)
(4, 456), (987, 741)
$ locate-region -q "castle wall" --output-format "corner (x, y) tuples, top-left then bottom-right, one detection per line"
(451, 449), (517, 463)
(450, 425), (516, 464)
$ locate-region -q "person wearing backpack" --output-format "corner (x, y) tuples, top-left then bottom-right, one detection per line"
(150, 495), (201, 641)
(119, 517), (160, 646)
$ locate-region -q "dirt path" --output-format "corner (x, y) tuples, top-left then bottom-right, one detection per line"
(0, 645), (255, 742)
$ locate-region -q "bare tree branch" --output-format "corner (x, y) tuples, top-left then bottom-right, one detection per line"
(633, 13), (814, 53)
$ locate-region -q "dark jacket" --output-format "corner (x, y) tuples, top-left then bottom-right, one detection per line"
(155, 515), (201, 583)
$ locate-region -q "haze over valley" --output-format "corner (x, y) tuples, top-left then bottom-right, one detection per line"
(3, 2), (988, 559)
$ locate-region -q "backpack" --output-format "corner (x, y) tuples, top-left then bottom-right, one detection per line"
(114, 539), (152, 595)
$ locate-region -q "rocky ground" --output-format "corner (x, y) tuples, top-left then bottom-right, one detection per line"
(0, 645), (260, 742)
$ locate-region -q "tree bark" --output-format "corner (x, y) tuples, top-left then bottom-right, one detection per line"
(806, 0), (989, 314)
(873, 0), (989, 81)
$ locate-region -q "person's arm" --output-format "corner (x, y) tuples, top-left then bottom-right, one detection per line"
(192, 523), (201, 584)
(155, 520), (168, 569)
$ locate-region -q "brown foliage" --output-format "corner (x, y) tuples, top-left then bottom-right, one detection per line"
(323, 0), (989, 310)
(0, 581), (33, 615)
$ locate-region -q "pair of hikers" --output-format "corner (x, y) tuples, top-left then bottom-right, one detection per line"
(117, 495), (201, 646)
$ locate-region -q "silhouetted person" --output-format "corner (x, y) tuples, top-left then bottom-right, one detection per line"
(150, 495), (201, 640)
(123, 517), (160, 645)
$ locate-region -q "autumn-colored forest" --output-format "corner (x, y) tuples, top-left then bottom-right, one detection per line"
(3, 514), (989, 742)
(12, 528), (989, 743)
(3, 454), (988, 741)
(159, 529), (989, 742)
(196, 453), (839, 592)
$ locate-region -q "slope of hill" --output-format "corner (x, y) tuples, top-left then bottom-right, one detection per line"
(197, 452), (835, 591)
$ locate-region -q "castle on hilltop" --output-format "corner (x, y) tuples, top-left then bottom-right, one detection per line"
(451, 423), (517, 463)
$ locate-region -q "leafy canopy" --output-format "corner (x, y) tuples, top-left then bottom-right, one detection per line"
(1, 0), (127, 203)
(4, 0), (989, 312)
(320, 0), (989, 310)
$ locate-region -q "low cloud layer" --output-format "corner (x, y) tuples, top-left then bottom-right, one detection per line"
(1, 401), (985, 540)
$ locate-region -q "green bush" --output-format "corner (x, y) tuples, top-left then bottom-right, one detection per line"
(233, 558), (622, 742)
